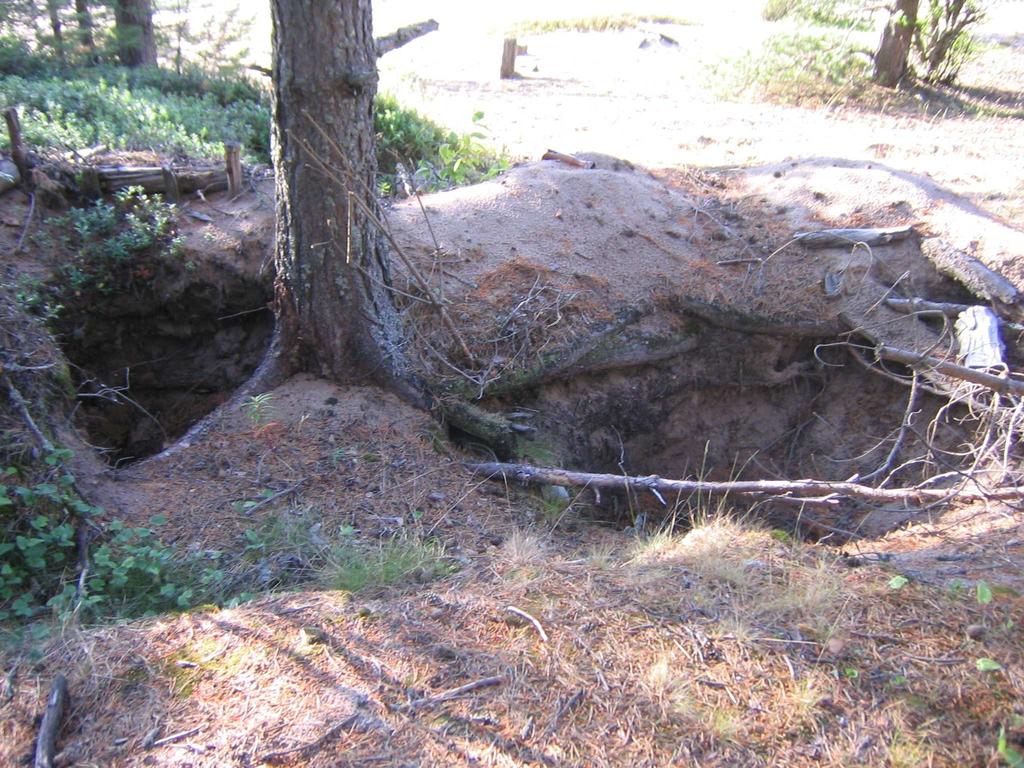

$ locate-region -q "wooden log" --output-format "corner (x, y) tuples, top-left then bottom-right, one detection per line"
(920, 237), (1020, 308)
(375, 18), (439, 56)
(224, 142), (243, 197)
(95, 166), (226, 195)
(500, 38), (517, 79)
(466, 461), (1024, 505)
(33, 674), (68, 768)
(4, 107), (29, 185)
(161, 165), (180, 203)
(794, 226), (915, 249)
(875, 344), (1024, 397)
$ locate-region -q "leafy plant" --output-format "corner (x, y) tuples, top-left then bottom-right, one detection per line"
(976, 657), (1004, 673)
(717, 30), (871, 104)
(1, 449), (223, 621)
(241, 392), (276, 427)
(999, 726), (1024, 768)
(50, 186), (181, 300)
(889, 574), (910, 590)
(913, 0), (985, 84)
(375, 96), (508, 192)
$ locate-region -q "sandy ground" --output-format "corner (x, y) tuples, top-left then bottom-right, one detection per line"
(369, 0), (1024, 224)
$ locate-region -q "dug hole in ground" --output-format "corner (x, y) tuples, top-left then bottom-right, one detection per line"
(3, 10), (1024, 763)
(3, 147), (1024, 765)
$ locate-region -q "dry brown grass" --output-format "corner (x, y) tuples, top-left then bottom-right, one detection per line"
(3, 494), (1022, 766)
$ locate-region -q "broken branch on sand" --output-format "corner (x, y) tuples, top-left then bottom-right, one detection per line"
(466, 461), (1024, 505)
(794, 226), (914, 249)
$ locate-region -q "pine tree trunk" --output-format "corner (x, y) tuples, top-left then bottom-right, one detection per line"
(74, 0), (95, 58)
(46, 0), (66, 64)
(270, 0), (424, 402)
(114, 0), (157, 67)
(873, 0), (919, 87)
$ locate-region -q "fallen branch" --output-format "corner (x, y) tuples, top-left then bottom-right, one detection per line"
(34, 674), (68, 768)
(403, 676), (505, 711)
(541, 150), (595, 169)
(875, 344), (1024, 398)
(258, 714), (360, 765)
(920, 237), (1020, 308)
(886, 297), (1024, 334)
(150, 726), (202, 749)
(466, 461), (1024, 505)
(794, 226), (914, 249)
(375, 19), (439, 56)
(506, 606), (549, 642)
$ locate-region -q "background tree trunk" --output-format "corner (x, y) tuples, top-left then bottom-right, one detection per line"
(270, 0), (424, 402)
(45, 0), (66, 64)
(873, 0), (919, 87)
(114, 0), (157, 67)
(74, 0), (95, 59)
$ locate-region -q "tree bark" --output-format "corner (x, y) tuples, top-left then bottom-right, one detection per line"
(74, 0), (95, 59)
(270, 0), (424, 403)
(873, 0), (919, 87)
(114, 0), (157, 67)
(46, 0), (66, 64)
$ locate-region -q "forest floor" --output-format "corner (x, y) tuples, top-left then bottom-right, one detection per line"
(3, 3), (1024, 766)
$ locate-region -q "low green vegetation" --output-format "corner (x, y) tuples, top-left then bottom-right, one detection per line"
(0, 448), (225, 623)
(718, 29), (873, 104)
(508, 13), (690, 35)
(0, 68), (270, 163)
(1, 446), (452, 630)
(240, 509), (452, 594)
(0, 56), (506, 190)
(53, 185), (182, 299)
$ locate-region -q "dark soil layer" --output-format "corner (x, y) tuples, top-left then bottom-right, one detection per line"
(53, 260), (272, 464)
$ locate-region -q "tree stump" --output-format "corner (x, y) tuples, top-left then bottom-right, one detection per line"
(224, 142), (243, 197)
(500, 38), (517, 79)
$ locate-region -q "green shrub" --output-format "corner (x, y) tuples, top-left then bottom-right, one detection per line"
(375, 95), (508, 192)
(52, 186), (181, 298)
(0, 449), (224, 621)
(0, 35), (53, 77)
(718, 31), (872, 103)
(762, 0), (872, 30)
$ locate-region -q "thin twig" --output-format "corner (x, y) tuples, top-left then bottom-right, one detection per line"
(403, 676), (505, 711)
(258, 713), (360, 765)
(506, 606), (549, 642)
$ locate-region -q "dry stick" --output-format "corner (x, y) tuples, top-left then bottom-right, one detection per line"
(861, 370), (920, 485)
(33, 674), (68, 768)
(403, 676), (505, 710)
(793, 225), (915, 249)
(150, 726), (202, 749)
(291, 130), (477, 364)
(346, 190), (477, 364)
(3, 375), (55, 453)
(875, 344), (1024, 398)
(258, 713), (360, 765)
(15, 191), (35, 252)
(374, 18), (439, 56)
(466, 461), (1024, 505)
(506, 606), (549, 642)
